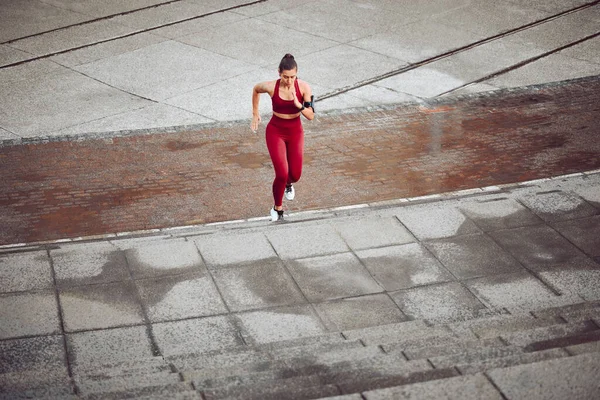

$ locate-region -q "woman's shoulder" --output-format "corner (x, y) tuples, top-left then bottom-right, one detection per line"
(297, 79), (311, 93)
(255, 79), (277, 94)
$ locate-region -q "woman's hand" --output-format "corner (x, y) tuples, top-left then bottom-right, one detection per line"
(251, 114), (261, 133)
(291, 86), (303, 110)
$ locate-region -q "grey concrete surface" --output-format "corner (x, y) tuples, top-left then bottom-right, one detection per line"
(487, 352), (600, 399)
(363, 373), (504, 400)
(356, 243), (452, 291)
(1, 1), (600, 398)
(1, 0), (599, 140)
(1, 174), (598, 342)
(424, 233), (522, 280)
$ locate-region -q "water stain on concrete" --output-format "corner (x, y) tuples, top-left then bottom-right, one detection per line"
(55, 249), (129, 287)
(164, 140), (208, 151)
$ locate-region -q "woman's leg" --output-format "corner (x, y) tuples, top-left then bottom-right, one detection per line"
(266, 126), (288, 208)
(286, 130), (304, 185)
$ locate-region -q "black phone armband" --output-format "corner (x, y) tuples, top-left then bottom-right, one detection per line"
(303, 95), (315, 112)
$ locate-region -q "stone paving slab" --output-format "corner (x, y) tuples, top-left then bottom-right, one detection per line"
(9, 19), (135, 56)
(429, 345), (524, 369)
(134, 390), (202, 400)
(313, 294), (407, 331)
(74, 40), (255, 102)
(150, 10), (246, 40)
(193, 231), (276, 267)
(135, 271), (227, 322)
(390, 281), (492, 323)
(523, 329), (600, 352)
(488, 51), (600, 89)
(395, 204), (482, 240)
(55, 103), (212, 137)
(338, 368), (460, 396)
(210, 258), (306, 311)
(51, 242), (129, 287)
(82, 382), (196, 400)
(236, 305), (326, 345)
(165, 66), (274, 123)
(0, 387), (77, 400)
(502, 320), (598, 347)
(265, 224), (349, 260)
(425, 233), (523, 280)
(488, 224), (591, 271)
(152, 315), (243, 356)
(532, 301), (600, 321)
(436, 1), (551, 37)
(351, 16), (484, 64)
(109, 0), (240, 31)
(355, 243), (453, 291)
(363, 373), (503, 400)
(448, 313), (563, 339)
(456, 348), (568, 375)
(360, 326), (456, 348)
(0, 0), (89, 42)
(179, 17), (336, 67)
(124, 239), (206, 278)
(341, 319), (430, 342)
(66, 325), (154, 365)
(60, 280), (145, 331)
(72, 356), (168, 376)
(77, 371), (182, 395)
(204, 381), (340, 400)
(566, 340), (600, 355)
(333, 215), (415, 251)
(0, 250), (53, 292)
(487, 352), (600, 399)
(286, 252), (383, 302)
(0, 368), (71, 391)
(538, 263), (600, 301)
(399, 338), (506, 361)
(0, 291), (61, 339)
(458, 197), (543, 231)
(518, 191), (599, 222)
(0, 335), (66, 373)
(552, 215), (600, 257)
(465, 270), (584, 313)
(0, 63), (149, 138)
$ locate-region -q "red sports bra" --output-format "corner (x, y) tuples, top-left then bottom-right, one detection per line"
(271, 79), (303, 114)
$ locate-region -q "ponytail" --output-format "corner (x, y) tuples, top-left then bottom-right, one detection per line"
(278, 53), (297, 72)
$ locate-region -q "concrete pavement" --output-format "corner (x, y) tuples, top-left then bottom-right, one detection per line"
(1, 0), (600, 398)
(1, 0), (599, 142)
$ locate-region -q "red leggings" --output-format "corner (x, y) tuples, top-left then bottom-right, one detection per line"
(266, 115), (304, 207)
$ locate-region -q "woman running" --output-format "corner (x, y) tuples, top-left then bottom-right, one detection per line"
(251, 54), (315, 221)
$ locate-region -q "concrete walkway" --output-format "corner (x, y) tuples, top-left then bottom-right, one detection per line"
(1, 1), (600, 398)
(1, 0), (599, 141)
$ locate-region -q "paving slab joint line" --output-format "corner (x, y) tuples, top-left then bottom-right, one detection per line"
(0, 170), (598, 252)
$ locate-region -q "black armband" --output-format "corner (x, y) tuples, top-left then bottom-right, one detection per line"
(303, 95), (315, 112)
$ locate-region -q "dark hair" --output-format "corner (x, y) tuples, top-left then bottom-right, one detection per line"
(278, 53), (297, 72)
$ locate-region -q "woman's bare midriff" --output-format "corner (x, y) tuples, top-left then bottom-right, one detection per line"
(273, 111), (301, 119)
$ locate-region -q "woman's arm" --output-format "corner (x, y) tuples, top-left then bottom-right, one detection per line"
(298, 81), (315, 121)
(251, 81), (273, 131)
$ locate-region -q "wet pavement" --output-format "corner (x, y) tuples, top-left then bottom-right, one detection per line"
(1, 76), (599, 246)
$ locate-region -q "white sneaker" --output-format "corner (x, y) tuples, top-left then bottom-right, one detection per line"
(270, 207), (284, 222)
(285, 184), (295, 201)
